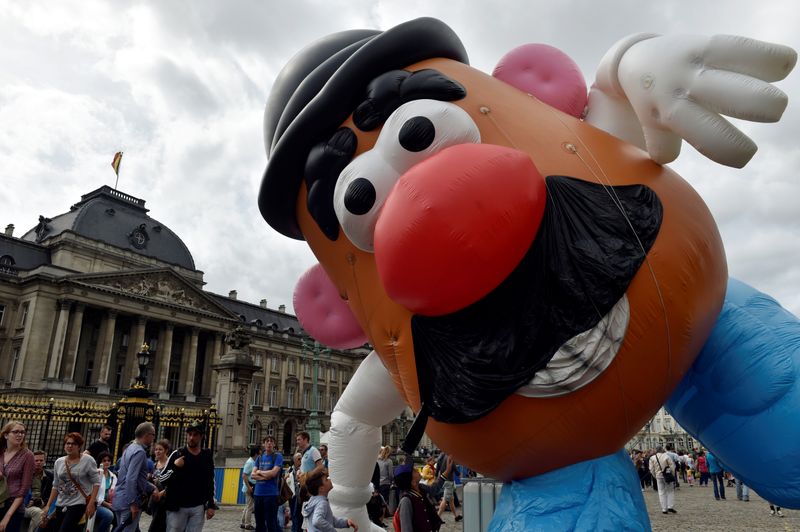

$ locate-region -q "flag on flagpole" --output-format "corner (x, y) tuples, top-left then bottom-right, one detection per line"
(111, 151), (123, 176)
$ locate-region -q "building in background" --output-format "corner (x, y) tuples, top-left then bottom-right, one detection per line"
(627, 407), (698, 452)
(0, 185), (416, 463)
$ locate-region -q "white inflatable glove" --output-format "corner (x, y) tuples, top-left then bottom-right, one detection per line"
(586, 33), (797, 167)
(326, 351), (408, 531)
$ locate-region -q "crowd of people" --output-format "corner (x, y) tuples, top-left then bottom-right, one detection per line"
(630, 444), (784, 518)
(364, 445), (472, 532)
(0, 419), (218, 532)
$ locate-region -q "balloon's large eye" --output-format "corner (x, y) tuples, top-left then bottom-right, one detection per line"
(334, 100), (480, 251)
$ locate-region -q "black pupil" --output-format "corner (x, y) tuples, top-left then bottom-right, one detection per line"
(399, 116), (435, 152)
(344, 178), (376, 215)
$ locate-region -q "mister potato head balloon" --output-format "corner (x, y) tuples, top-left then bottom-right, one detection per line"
(258, 18), (797, 530)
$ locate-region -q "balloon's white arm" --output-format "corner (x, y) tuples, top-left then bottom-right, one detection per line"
(327, 351), (408, 532)
(584, 33), (796, 168)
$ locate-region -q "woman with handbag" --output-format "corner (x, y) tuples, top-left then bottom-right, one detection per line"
(0, 421), (35, 532)
(648, 445), (677, 515)
(40, 433), (101, 532)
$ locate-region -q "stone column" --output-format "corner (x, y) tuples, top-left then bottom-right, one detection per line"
(124, 317), (148, 388)
(95, 310), (118, 394)
(46, 300), (72, 380)
(156, 323), (175, 400)
(213, 328), (256, 459)
(183, 328), (200, 402)
(61, 303), (85, 383)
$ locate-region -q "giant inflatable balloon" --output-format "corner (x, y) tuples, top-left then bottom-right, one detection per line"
(667, 278), (800, 508)
(258, 17), (797, 531)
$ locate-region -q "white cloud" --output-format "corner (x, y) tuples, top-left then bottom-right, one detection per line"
(1, 0), (798, 319)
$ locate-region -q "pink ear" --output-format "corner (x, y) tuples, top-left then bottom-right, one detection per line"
(493, 43), (587, 118)
(293, 263), (369, 349)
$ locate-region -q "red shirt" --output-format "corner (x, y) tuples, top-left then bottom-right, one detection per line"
(1, 448), (35, 499)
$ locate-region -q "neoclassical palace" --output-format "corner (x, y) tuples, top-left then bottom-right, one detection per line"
(0, 186), (416, 463)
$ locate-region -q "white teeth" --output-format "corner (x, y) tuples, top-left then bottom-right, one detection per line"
(515, 295), (630, 398)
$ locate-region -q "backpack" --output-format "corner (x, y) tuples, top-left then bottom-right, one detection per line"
(392, 495), (407, 532)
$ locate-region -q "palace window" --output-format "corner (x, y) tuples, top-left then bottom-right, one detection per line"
(287, 386), (295, 409)
(317, 391), (323, 412)
(168, 370), (180, 395)
(9, 347), (20, 382)
(249, 422), (260, 445)
(304, 362), (312, 378)
(329, 366), (337, 381)
(288, 358), (296, 375)
(254, 352), (263, 369)
(329, 392), (338, 411)
(84, 360), (94, 387)
(0, 303), (5, 327)
(18, 302), (29, 328)
(303, 388), (311, 410)
(269, 384), (278, 407)
(252, 382), (262, 406)
(271, 356), (279, 373)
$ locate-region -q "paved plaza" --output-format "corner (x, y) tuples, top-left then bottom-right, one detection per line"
(139, 483), (798, 531)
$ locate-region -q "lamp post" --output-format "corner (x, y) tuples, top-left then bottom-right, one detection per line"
(126, 343), (153, 398)
(302, 337), (331, 448)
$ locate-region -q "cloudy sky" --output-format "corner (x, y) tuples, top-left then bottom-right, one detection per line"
(1, 0), (798, 315)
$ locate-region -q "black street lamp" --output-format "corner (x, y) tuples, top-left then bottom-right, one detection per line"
(127, 343), (154, 398)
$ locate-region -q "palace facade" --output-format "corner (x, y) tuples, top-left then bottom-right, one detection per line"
(0, 186), (418, 463)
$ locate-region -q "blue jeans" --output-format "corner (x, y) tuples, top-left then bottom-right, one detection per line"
(93, 506), (113, 532)
(254, 495), (279, 532)
(166, 505), (205, 532)
(711, 472), (726, 499)
(112, 507), (141, 532)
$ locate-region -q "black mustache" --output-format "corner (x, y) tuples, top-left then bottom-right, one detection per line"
(411, 175), (663, 424)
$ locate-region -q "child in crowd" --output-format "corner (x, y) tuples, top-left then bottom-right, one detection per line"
(302, 471), (358, 531)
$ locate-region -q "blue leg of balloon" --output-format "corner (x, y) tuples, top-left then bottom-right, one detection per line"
(489, 449), (651, 531)
(667, 278), (800, 509)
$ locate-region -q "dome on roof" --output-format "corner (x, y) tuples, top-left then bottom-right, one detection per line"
(22, 186), (195, 270)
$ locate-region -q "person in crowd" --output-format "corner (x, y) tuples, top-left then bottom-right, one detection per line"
(684, 453), (695, 487)
(286, 453), (302, 532)
(735, 476), (750, 502)
(111, 422), (157, 532)
(376, 446), (394, 516)
(436, 454), (461, 522)
(240, 446), (259, 531)
(319, 445), (328, 472)
(91, 452), (117, 532)
(696, 451), (710, 487)
(0, 421), (35, 532)
(769, 502), (784, 517)
(148, 439), (171, 532)
(86, 427), (113, 463)
(665, 444), (680, 489)
(252, 436), (283, 532)
(706, 450), (725, 500)
(23, 450), (52, 532)
(157, 422), (217, 532)
(648, 445), (677, 515)
(394, 463), (442, 532)
(41, 432), (101, 532)
(366, 463), (387, 527)
(293, 432), (323, 531)
(301, 471), (357, 532)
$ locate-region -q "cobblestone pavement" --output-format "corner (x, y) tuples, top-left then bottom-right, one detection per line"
(139, 484), (798, 531)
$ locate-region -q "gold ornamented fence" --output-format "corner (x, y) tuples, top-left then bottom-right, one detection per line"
(0, 394), (219, 467)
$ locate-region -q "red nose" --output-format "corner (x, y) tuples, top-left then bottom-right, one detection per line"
(374, 143), (546, 316)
